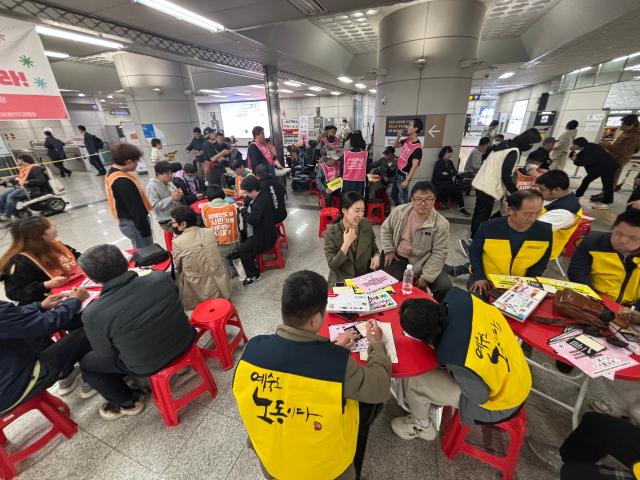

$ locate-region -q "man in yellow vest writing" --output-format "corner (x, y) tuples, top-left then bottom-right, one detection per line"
(468, 190), (552, 298)
(391, 287), (531, 440)
(233, 270), (391, 480)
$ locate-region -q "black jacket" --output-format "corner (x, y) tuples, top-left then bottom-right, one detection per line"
(3, 245), (80, 305)
(82, 271), (195, 375)
(528, 146), (551, 170)
(248, 143), (269, 170)
(107, 167), (152, 237)
(259, 175), (287, 224)
(573, 143), (618, 174)
(22, 166), (50, 197)
(172, 173), (205, 205)
(243, 190), (277, 251)
(0, 298), (81, 413)
(44, 137), (66, 161)
(432, 159), (458, 187)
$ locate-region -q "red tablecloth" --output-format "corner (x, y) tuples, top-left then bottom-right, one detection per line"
(51, 249), (172, 294)
(318, 287), (438, 378)
(191, 199), (208, 214)
(507, 296), (640, 381)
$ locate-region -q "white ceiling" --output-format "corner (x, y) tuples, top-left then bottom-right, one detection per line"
(482, 0), (562, 40)
(311, 9), (382, 54)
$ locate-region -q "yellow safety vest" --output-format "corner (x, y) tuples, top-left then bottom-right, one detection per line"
(483, 238), (550, 277)
(592, 252), (640, 306)
(540, 202), (583, 260)
(233, 336), (359, 480)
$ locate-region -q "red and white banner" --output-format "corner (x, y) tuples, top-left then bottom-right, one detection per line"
(0, 18), (68, 120)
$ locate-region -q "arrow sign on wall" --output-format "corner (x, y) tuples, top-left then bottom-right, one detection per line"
(428, 124), (441, 138)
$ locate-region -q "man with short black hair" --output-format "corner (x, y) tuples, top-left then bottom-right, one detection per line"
(254, 163), (287, 224)
(78, 125), (106, 175)
(231, 159), (253, 194)
(380, 181), (451, 301)
(318, 125), (341, 156)
(201, 184), (240, 258)
(248, 126), (282, 173)
(233, 270), (391, 479)
(572, 137), (618, 210)
(78, 244), (196, 421)
(528, 136), (556, 170)
(468, 190), (552, 297)
(144, 161), (183, 230)
(105, 144), (153, 248)
(186, 127), (206, 175)
(172, 163), (205, 205)
(369, 146), (398, 204)
(234, 176), (277, 287)
(0, 154), (48, 221)
(44, 130), (72, 177)
(393, 118), (424, 204)
(463, 136), (491, 176)
(202, 131), (231, 187)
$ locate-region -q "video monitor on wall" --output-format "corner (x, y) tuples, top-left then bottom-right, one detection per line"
(220, 101), (271, 138)
(507, 100), (529, 135)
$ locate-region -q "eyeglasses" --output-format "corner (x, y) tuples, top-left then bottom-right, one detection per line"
(412, 196), (436, 204)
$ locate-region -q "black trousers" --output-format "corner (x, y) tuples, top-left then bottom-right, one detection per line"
(236, 236), (261, 278)
(354, 402), (383, 479)
(53, 160), (71, 176)
(88, 154), (106, 174)
(436, 183), (465, 209)
(382, 254), (452, 302)
(80, 351), (137, 408)
(323, 189), (340, 208)
(560, 412), (640, 479)
(471, 190), (495, 238)
(576, 171), (615, 204)
(627, 186), (640, 210)
(20, 329), (91, 406)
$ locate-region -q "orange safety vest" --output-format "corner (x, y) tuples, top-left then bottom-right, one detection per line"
(17, 164), (35, 187)
(201, 202), (240, 245)
(235, 171), (254, 192)
(104, 170), (152, 220)
(20, 241), (77, 278)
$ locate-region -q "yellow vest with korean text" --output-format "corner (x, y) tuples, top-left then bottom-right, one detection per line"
(540, 194), (583, 261)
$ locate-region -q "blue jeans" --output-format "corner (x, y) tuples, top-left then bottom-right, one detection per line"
(0, 187), (27, 216)
(395, 176), (409, 204)
(118, 218), (153, 249)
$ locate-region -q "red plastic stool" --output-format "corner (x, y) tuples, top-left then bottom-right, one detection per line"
(366, 201), (385, 224)
(149, 343), (218, 427)
(319, 207), (340, 237)
(163, 230), (174, 253)
(0, 392), (77, 479)
(191, 298), (248, 370)
(441, 407), (527, 480)
(562, 219), (592, 257)
(257, 237), (286, 272)
(309, 179), (319, 195)
(276, 222), (288, 249)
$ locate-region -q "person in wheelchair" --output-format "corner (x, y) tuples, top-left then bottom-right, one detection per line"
(0, 154), (51, 221)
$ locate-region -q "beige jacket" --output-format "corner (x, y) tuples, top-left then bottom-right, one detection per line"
(172, 226), (231, 310)
(380, 204), (449, 283)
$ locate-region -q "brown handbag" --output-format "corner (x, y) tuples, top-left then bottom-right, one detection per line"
(551, 289), (615, 328)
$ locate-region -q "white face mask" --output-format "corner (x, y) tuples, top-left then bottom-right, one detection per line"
(525, 162), (539, 171)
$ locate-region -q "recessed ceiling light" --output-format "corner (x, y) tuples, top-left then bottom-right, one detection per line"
(354, 83), (366, 89)
(58, 89), (75, 92)
(107, 95), (114, 99)
(337, 76), (353, 83)
(309, 86), (324, 91)
(36, 26), (124, 49)
(354, 18), (367, 23)
(235, 93), (250, 96)
(44, 50), (70, 59)
(305, 93), (316, 96)
(369, 89), (377, 93)
(78, 93), (86, 97)
(199, 89), (220, 93)
(351, 12), (364, 17)
(498, 72), (515, 79)
(366, 9), (378, 15)
(152, 87), (161, 92)
(114, 89), (124, 93)
(279, 89), (293, 93)
(99, 99), (106, 103)
(330, 91), (341, 96)
(283, 81), (303, 87)
(213, 95), (226, 98)
(132, 0), (224, 32)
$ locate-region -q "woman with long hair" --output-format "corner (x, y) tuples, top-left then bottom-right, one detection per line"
(342, 130), (369, 196)
(324, 191), (380, 285)
(432, 146), (471, 217)
(0, 217), (80, 305)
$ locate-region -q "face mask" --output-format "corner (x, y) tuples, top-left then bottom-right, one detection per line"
(327, 135), (335, 141)
(185, 175), (195, 181)
(171, 225), (182, 235)
(525, 163), (539, 171)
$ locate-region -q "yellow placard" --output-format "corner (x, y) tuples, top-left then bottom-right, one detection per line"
(487, 274), (537, 290)
(327, 177), (343, 192)
(535, 277), (601, 300)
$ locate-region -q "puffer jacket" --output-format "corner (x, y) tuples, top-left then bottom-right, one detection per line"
(603, 126), (640, 164)
(380, 203), (449, 283)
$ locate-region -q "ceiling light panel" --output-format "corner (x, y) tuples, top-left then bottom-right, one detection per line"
(283, 81), (303, 87)
(482, 0), (562, 40)
(311, 10), (379, 54)
(309, 86), (324, 91)
(44, 50), (70, 59)
(287, 0), (327, 16)
(36, 26), (124, 49)
(133, 0), (224, 32)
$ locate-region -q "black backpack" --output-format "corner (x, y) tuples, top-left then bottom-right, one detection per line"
(93, 135), (104, 150)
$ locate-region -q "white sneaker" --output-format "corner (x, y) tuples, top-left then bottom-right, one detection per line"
(57, 367), (82, 396)
(590, 202), (610, 210)
(390, 414), (437, 441)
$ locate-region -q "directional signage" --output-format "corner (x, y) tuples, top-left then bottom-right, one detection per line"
(383, 114), (444, 148)
(423, 114), (445, 148)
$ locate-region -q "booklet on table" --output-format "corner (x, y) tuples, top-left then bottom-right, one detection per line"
(492, 282), (547, 322)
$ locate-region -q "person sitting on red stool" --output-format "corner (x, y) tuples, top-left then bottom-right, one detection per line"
(0, 288), (91, 415)
(77, 244), (196, 421)
(391, 287), (531, 441)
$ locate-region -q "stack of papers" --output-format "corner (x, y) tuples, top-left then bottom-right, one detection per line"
(492, 282), (547, 322)
(350, 271), (398, 293)
(548, 328), (638, 379)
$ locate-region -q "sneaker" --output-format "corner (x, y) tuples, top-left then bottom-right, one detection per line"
(527, 438), (562, 471)
(79, 382), (97, 399)
(590, 193), (603, 201)
(0, 215), (10, 222)
(589, 400), (626, 418)
(99, 397), (146, 421)
(590, 202), (610, 210)
(391, 414), (437, 441)
(57, 367), (82, 396)
(243, 275), (261, 287)
(458, 239), (470, 258)
(66, 170), (73, 178)
(458, 208), (471, 217)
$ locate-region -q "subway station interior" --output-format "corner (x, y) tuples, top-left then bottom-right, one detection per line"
(1, 0), (640, 479)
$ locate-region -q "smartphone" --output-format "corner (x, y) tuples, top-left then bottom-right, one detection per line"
(401, 128), (408, 136)
(334, 282), (346, 287)
(336, 312), (358, 322)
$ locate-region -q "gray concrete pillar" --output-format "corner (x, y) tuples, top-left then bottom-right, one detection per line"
(113, 52), (200, 166)
(374, 0), (487, 184)
(353, 93), (364, 131)
(265, 66), (284, 162)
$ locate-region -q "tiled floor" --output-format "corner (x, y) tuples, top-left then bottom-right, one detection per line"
(0, 157), (635, 479)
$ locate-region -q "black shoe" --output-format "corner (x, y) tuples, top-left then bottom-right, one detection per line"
(96, 172), (106, 176)
(243, 275), (261, 287)
(445, 264), (454, 276)
(458, 239), (470, 258)
(615, 184), (622, 192)
(66, 170), (72, 178)
(459, 208), (471, 217)
(555, 359), (574, 374)
(590, 193), (603, 201)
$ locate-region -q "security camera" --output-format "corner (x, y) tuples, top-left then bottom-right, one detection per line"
(415, 58), (427, 68)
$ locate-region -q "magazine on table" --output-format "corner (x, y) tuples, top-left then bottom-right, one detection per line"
(349, 270), (398, 294)
(327, 289), (397, 314)
(492, 282), (547, 322)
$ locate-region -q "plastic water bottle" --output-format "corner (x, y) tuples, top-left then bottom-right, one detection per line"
(402, 264), (413, 295)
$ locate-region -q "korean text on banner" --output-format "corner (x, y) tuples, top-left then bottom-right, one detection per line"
(0, 18), (68, 120)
